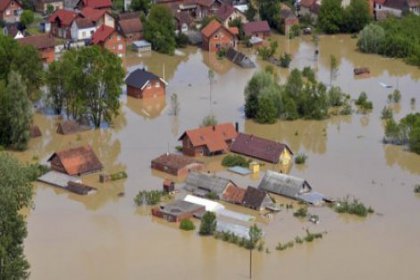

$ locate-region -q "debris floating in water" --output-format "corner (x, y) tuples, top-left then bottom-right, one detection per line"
(379, 82), (393, 88)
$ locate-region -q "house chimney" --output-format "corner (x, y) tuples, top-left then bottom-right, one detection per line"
(235, 122), (239, 132)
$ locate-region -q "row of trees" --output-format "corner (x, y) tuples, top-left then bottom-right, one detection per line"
(357, 15), (420, 66)
(244, 68), (350, 123)
(0, 35), (43, 150)
(0, 154), (35, 279)
(318, 0), (371, 34)
(46, 46), (125, 128)
(384, 113), (420, 154)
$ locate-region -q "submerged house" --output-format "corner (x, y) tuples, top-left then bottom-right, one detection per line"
(242, 186), (272, 211)
(151, 153), (204, 176)
(226, 47), (255, 68)
(184, 172), (237, 199)
(56, 120), (90, 135)
(47, 145), (103, 176)
(258, 170), (327, 205)
(151, 200), (205, 222)
(201, 19), (237, 52)
(125, 68), (167, 99)
(230, 133), (293, 165)
(178, 122), (238, 156)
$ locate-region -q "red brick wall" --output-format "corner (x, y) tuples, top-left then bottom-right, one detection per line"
(203, 28), (235, 52)
(127, 79), (165, 99)
(103, 31), (126, 57)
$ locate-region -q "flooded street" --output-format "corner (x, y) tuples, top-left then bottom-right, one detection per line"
(20, 34), (420, 279)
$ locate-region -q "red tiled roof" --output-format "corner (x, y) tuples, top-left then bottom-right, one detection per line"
(81, 0), (112, 9)
(49, 9), (78, 26)
(118, 17), (142, 35)
(230, 133), (293, 164)
(216, 4), (235, 22)
(201, 19), (236, 38)
(179, 123), (238, 153)
(74, 17), (95, 29)
(48, 145), (103, 176)
(92, 24), (114, 44)
(243, 21), (270, 36)
(18, 34), (56, 50)
(151, 153), (204, 170)
(81, 6), (106, 22)
(223, 184), (246, 204)
(0, 0), (22, 12)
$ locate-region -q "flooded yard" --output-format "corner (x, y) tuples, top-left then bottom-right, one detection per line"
(21, 34), (420, 279)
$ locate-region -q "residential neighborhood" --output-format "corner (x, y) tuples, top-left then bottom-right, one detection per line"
(0, 0), (420, 279)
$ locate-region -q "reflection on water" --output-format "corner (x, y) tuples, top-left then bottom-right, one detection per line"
(20, 35), (420, 280)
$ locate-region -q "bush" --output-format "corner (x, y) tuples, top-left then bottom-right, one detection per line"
(302, 67), (315, 83)
(355, 92), (373, 111)
(25, 163), (49, 181)
(175, 32), (189, 48)
(392, 89), (401, 103)
(134, 190), (166, 206)
(199, 211), (217, 235)
(201, 114), (218, 127)
(289, 24), (300, 39)
(333, 196), (374, 217)
(205, 191), (218, 200)
(222, 154), (250, 167)
(294, 153), (307, 164)
(180, 219), (196, 231)
(279, 52), (292, 68)
(381, 106), (393, 120)
(414, 185), (420, 193)
(293, 207), (308, 218)
(110, 171), (127, 181)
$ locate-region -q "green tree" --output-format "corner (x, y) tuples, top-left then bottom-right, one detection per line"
(19, 10), (34, 27)
(0, 71), (32, 150)
(0, 154), (34, 279)
(199, 211), (217, 235)
(342, 0), (371, 33)
(409, 127), (420, 154)
(318, 0), (344, 34)
(245, 3), (257, 21)
(46, 4), (55, 14)
(244, 71), (275, 118)
(258, 0), (282, 31)
(357, 23), (385, 53)
(248, 224), (263, 279)
(201, 114), (218, 127)
(46, 61), (68, 115)
(130, 0), (151, 15)
(144, 5), (176, 54)
(256, 90), (278, 124)
(329, 55), (338, 85)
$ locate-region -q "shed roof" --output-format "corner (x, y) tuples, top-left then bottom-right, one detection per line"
(242, 186), (270, 209)
(151, 153), (203, 170)
(184, 172), (233, 195)
(18, 34), (56, 50)
(178, 123), (237, 153)
(159, 200), (205, 215)
(125, 68), (164, 89)
(230, 133), (293, 164)
(243, 21), (270, 36)
(258, 170), (312, 199)
(47, 145), (103, 176)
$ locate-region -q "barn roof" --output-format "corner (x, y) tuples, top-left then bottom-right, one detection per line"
(151, 153), (203, 170)
(57, 120), (89, 135)
(230, 133), (293, 164)
(47, 145), (103, 176)
(258, 170), (312, 199)
(184, 172), (233, 196)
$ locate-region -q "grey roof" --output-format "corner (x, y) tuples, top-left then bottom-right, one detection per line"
(185, 172), (232, 196)
(125, 68), (160, 89)
(258, 170), (312, 199)
(226, 47), (256, 68)
(38, 171), (81, 189)
(159, 200), (204, 215)
(297, 191), (325, 206)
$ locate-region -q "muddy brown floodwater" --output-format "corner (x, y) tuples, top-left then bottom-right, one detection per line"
(15, 34), (420, 279)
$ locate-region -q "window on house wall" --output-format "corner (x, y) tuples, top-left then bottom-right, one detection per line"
(214, 34), (218, 39)
(82, 31), (86, 38)
(155, 81), (160, 87)
(117, 35), (121, 41)
(118, 44), (123, 50)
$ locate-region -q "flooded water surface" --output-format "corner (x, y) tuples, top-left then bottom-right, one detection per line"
(20, 35), (420, 279)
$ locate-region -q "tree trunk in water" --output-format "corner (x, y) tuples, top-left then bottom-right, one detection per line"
(249, 249), (252, 279)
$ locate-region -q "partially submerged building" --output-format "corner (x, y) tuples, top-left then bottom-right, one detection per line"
(37, 170), (97, 195)
(178, 122), (238, 156)
(258, 170), (327, 205)
(226, 47), (256, 68)
(201, 19), (237, 52)
(125, 68), (167, 99)
(57, 120), (90, 135)
(184, 172), (236, 199)
(151, 200), (205, 222)
(242, 186), (272, 211)
(151, 153), (204, 176)
(47, 145), (103, 176)
(230, 133), (293, 165)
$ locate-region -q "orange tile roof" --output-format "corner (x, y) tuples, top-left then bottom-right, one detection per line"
(223, 184), (246, 204)
(48, 145), (103, 176)
(201, 19), (222, 38)
(179, 123), (238, 153)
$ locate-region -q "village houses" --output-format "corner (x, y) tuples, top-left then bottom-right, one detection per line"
(91, 24), (126, 57)
(243, 20), (271, 39)
(215, 4), (247, 28)
(17, 34), (56, 63)
(34, 0), (64, 14)
(201, 19), (238, 52)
